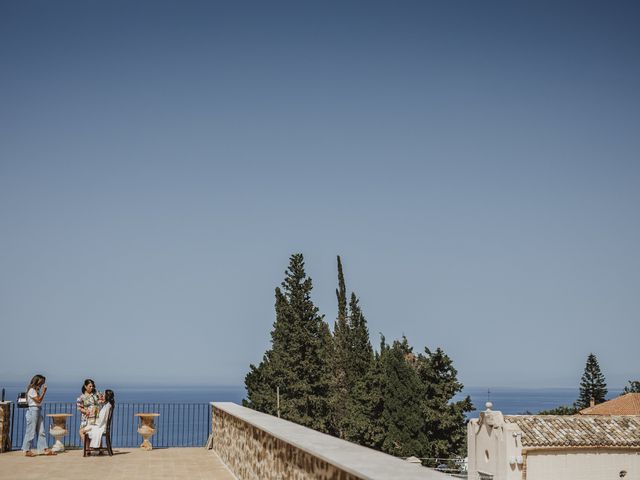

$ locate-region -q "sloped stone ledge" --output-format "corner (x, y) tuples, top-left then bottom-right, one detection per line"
(210, 402), (446, 480)
(0, 402), (11, 453)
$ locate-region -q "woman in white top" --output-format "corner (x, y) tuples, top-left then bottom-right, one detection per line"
(21, 374), (55, 456)
(81, 389), (114, 449)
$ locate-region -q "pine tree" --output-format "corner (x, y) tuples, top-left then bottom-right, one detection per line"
(380, 339), (426, 457)
(576, 353), (608, 409)
(244, 254), (333, 432)
(623, 380), (640, 394)
(416, 347), (473, 458)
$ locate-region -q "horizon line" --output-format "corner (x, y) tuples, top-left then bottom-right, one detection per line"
(0, 380), (627, 391)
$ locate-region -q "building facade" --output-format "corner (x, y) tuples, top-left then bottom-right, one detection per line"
(467, 402), (640, 480)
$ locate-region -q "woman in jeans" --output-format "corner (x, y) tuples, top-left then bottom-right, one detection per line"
(22, 374), (55, 456)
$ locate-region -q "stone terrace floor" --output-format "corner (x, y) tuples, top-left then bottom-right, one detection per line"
(0, 448), (236, 480)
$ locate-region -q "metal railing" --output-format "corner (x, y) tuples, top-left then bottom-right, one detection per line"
(10, 402), (211, 450)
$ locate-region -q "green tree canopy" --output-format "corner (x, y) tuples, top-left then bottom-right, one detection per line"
(576, 353), (608, 409)
(245, 253), (333, 432)
(246, 253), (471, 461)
(343, 338), (386, 448)
(623, 380), (640, 394)
(348, 292), (373, 382)
(330, 256), (374, 438)
(380, 339), (427, 457)
(330, 256), (351, 436)
(416, 347), (474, 457)
(538, 405), (578, 415)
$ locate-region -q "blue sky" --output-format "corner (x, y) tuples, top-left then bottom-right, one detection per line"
(1, 0), (639, 389)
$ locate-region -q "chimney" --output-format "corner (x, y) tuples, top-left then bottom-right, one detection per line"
(590, 397), (595, 408)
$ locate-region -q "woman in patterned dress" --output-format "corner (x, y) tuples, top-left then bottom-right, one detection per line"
(76, 379), (103, 432)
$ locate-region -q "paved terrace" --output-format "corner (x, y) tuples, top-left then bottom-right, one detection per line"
(1, 402), (449, 480)
(0, 448), (235, 480)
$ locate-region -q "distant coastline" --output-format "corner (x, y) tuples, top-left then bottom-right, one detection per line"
(461, 386), (624, 414)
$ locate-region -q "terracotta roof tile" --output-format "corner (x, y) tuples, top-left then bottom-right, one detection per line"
(503, 415), (640, 448)
(580, 393), (640, 416)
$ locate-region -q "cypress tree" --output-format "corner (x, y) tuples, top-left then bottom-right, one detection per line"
(416, 347), (473, 458)
(330, 257), (375, 438)
(245, 254), (333, 432)
(336, 256), (348, 324)
(330, 256), (351, 436)
(347, 292), (373, 382)
(340, 294), (375, 442)
(576, 353), (608, 409)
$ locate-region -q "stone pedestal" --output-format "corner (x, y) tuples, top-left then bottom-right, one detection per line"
(0, 402), (11, 453)
(135, 413), (160, 450)
(47, 413), (72, 452)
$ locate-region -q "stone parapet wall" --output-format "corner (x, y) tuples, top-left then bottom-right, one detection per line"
(0, 402), (11, 453)
(210, 402), (445, 480)
(212, 406), (360, 480)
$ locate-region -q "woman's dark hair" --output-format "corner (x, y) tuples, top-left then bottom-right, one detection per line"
(104, 389), (115, 406)
(27, 374), (45, 392)
(81, 378), (96, 394)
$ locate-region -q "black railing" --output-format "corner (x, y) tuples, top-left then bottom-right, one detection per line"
(10, 402), (211, 450)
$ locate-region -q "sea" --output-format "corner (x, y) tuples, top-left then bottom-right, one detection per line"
(0, 382), (623, 414)
(458, 386), (622, 414)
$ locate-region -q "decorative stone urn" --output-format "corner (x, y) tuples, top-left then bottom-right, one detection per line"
(47, 413), (72, 452)
(134, 413), (160, 450)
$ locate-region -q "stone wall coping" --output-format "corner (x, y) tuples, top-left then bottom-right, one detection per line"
(211, 402), (447, 480)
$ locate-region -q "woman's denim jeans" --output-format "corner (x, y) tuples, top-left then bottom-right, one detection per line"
(22, 407), (48, 452)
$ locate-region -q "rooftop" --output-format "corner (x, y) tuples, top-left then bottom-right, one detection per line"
(504, 414), (640, 448)
(0, 448), (235, 480)
(579, 393), (640, 416)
